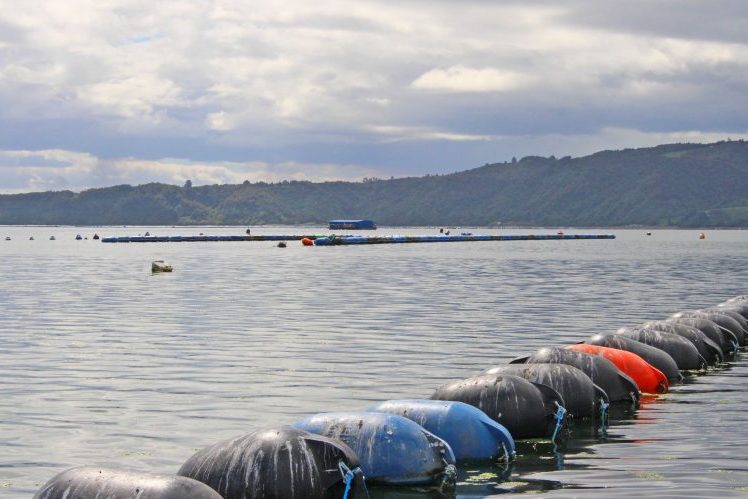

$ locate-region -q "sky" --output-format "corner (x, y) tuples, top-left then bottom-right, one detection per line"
(1, 0), (747, 192)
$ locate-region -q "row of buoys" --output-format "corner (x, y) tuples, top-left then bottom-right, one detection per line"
(3, 234), (99, 240)
(34, 295), (748, 498)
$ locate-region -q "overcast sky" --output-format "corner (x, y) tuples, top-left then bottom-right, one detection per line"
(1, 0), (747, 192)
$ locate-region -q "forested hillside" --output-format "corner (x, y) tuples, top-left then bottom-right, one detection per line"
(2, 141), (748, 227)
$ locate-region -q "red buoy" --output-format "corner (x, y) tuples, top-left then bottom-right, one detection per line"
(301, 237), (314, 246)
(567, 343), (669, 394)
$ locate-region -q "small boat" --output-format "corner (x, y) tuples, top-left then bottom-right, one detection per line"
(151, 260), (173, 272)
(49, 236), (56, 241)
(4, 236), (10, 241)
(75, 234), (83, 240)
(92, 234), (100, 240)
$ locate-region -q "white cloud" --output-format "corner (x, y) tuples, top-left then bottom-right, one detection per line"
(365, 125), (495, 142)
(412, 66), (531, 93)
(0, 149), (385, 193)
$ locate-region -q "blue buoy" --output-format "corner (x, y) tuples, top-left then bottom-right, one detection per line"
(293, 411), (456, 486)
(367, 399), (515, 462)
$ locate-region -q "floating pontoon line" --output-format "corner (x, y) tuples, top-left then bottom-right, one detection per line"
(100, 235), (335, 243)
(313, 234), (615, 245)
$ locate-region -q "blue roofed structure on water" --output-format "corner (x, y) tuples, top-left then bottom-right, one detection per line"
(329, 219), (377, 230)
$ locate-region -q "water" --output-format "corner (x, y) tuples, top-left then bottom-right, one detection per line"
(1, 226), (747, 497)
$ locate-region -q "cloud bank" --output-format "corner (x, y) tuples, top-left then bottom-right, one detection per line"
(0, 0), (747, 191)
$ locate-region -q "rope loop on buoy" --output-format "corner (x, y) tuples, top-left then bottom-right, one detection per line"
(599, 398), (610, 428)
(338, 461), (358, 499)
(551, 401), (567, 444)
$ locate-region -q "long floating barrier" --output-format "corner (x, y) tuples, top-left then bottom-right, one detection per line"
(99, 233), (615, 244)
(100, 234), (334, 243)
(33, 294), (748, 499)
(313, 233), (616, 245)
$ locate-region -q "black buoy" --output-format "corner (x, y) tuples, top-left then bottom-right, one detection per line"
(431, 374), (565, 439)
(701, 308), (748, 338)
(484, 363), (608, 418)
(667, 317), (735, 354)
(587, 334), (682, 383)
(641, 321), (723, 365)
(716, 301), (748, 322)
(178, 426), (367, 499)
(33, 467), (221, 499)
(670, 311), (747, 346)
(616, 327), (706, 370)
(278, 241), (287, 248)
(511, 347), (640, 403)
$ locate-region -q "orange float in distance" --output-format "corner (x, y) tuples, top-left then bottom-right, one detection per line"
(301, 237), (314, 246)
(567, 343), (669, 394)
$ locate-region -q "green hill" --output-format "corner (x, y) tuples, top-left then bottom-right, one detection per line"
(2, 140), (748, 227)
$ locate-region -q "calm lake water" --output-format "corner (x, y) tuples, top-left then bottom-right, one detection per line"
(1, 226), (747, 498)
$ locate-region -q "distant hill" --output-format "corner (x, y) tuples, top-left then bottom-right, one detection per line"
(2, 140), (748, 227)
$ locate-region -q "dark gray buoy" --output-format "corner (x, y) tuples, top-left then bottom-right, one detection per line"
(431, 374), (565, 439)
(511, 347), (640, 403)
(33, 467), (222, 499)
(178, 426), (367, 499)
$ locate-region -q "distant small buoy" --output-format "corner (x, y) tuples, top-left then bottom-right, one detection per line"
(301, 237), (314, 246)
(145, 231), (151, 237)
(151, 260), (173, 272)
(439, 228), (444, 234)
(199, 232), (204, 236)
(646, 231), (652, 236)
(699, 233), (706, 240)
(4, 236), (10, 241)
(49, 236), (56, 240)
(29, 236), (34, 240)
(75, 234), (82, 240)
(246, 228), (251, 235)
(278, 241), (287, 248)
(92, 234), (100, 240)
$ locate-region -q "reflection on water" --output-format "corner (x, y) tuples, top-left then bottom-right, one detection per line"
(1, 227), (747, 497)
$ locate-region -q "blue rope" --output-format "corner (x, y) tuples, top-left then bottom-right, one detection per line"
(338, 461), (357, 499)
(551, 402), (567, 443)
(599, 398), (609, 428)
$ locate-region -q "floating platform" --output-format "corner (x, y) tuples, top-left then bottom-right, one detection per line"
(101, 234), (334, 243)
(313, 234), (616, 245)
(100, 233), (615, 244)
